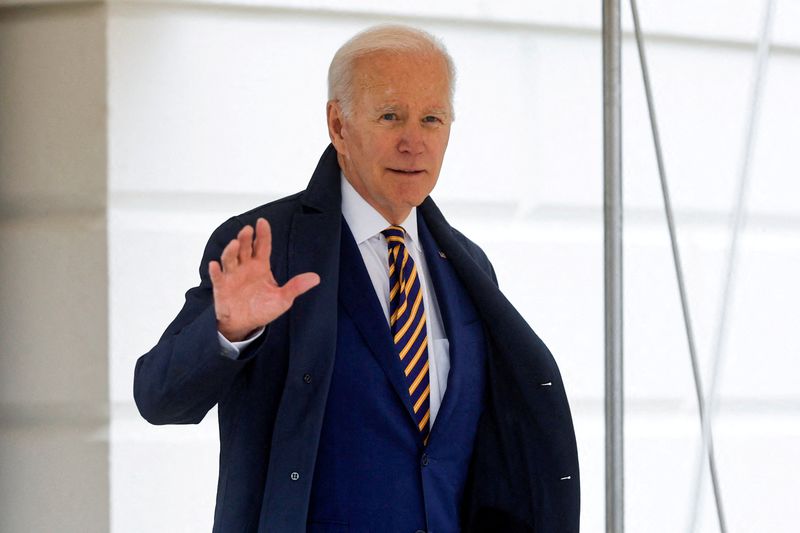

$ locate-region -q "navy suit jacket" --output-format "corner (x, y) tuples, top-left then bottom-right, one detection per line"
(134, 144), (580, 532)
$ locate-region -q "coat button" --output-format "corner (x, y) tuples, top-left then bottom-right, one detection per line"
(290, 472), (300, 481)
(303, 373), (312, 384)
(415, 530), (427, 533)
(421, 453), (429, 467)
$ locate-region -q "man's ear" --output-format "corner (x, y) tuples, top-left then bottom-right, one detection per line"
(326, 101), (347, 155)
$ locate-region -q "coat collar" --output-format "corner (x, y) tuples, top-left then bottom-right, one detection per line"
(299, 144), (342, 213)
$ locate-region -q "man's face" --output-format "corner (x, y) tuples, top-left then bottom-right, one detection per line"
(328, 50), (453, 224)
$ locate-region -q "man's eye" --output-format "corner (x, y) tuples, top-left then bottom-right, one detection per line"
(381, 113), (397, 121)
(423, 116), (443, 124)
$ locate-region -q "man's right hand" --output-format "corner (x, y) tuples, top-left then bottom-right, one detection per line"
(209, 217), (320, 342)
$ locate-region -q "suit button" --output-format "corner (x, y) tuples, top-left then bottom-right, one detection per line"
(415, 530), (427, 533)
(303, 373), (312, 384)
(290, 472), (300, 481)
(421, 453), (429, 467)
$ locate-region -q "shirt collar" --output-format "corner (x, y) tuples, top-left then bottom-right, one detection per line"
(340, 172), (421, 252)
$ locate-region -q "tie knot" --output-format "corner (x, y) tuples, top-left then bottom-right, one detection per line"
(381, 225), (406, 247)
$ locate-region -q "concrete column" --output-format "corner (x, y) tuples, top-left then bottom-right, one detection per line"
(0, 2), (109, 532)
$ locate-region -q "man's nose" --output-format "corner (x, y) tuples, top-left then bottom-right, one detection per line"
(397, 124), (425, 155)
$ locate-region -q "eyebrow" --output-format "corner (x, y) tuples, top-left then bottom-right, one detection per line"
(425, 108), (449, 116)
(374, 104), (402, 113)
(373, 104), (450, 117)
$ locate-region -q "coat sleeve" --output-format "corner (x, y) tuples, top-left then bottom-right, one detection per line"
(133, 216), (265, 425)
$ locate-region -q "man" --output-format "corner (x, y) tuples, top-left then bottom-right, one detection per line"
(134, 25), (579, 533)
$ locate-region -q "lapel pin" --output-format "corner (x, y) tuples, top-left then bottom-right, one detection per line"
(438, 251), (447, 259)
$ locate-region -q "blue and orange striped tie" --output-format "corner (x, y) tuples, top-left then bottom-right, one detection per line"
(381, 225), (431, 442)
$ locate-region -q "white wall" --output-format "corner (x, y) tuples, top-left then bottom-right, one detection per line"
(2, 0), (798, 531)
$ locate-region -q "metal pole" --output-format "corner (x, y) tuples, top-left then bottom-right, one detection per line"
(687, 1), (776, 530)
(627, 0), (729, 530)
(603, 1), (624, 532)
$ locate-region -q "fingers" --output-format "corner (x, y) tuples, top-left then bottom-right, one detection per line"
(209, 260), (223, 284)
(253, 218), (272, 261)
(220, 238), (240, 272)
(281, 272), (321, 301)
(237, 225), (255, 264)
(219, 223), (261, 274)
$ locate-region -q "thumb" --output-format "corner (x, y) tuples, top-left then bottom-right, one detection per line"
(281, 272), (321, 301)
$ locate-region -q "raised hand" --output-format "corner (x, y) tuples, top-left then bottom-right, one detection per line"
(208, 218), (320, 342)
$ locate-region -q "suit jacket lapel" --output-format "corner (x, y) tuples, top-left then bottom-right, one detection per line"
(419, 198), (509, 340)
(417, 215), (481, 440)
(337, 220), (421, 427)
(419, 200), (493, 289)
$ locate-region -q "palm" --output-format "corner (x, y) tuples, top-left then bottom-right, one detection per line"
(209, 218), (320, 341)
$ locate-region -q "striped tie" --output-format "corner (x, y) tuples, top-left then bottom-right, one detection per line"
(381, 225), (431, 442)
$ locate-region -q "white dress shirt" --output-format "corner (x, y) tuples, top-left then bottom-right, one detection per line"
(218, 174), (451, 426)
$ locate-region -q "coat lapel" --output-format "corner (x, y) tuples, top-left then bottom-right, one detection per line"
(286, 145), (343, 391)
(418, 198), (552, 412)
(286, 211), (341, 379)
(260, 145), (345, 532)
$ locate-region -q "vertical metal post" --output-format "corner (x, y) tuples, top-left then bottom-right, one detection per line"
(603, 1), (624, 532)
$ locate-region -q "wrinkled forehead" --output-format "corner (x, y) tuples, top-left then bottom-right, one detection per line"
(351, 50), (452, 108)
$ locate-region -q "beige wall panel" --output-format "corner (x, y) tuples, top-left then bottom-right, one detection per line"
(0, 425), (109, 533)
(0, 216), (108, 405)
(0, 3), (109, 532)
(0, 3), (107, 212)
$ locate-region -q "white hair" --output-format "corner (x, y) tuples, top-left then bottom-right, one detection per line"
(327, 24), (456, 117)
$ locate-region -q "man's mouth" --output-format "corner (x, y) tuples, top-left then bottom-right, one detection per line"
(388, 168), (424, 175)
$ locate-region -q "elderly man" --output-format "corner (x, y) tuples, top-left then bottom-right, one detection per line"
(134, 25), (579, 533)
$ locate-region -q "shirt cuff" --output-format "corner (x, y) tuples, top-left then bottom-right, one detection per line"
(217, 327), (266, 359)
